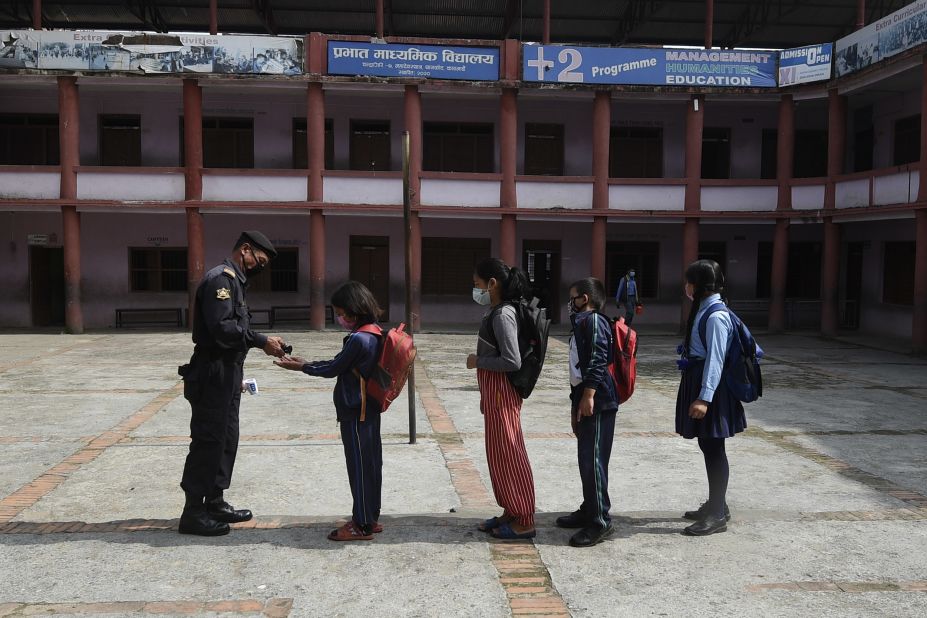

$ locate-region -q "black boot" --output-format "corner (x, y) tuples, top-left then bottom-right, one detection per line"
(569, 523), (614, 547)
(683, 501), (731, 522)
(206, 492), (253, 524)
(555, 510), (588, 529)
(179, 493), (229, 536)
(683, 514), (727, 536)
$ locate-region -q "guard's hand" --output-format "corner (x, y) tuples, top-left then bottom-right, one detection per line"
(263, 336), (286, 358)
(466, 354), (479, 369)
(274, 355), (307, 371)
(688, 400), (709, 419)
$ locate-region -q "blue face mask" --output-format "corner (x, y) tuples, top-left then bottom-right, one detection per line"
(472, 287), (491, 306)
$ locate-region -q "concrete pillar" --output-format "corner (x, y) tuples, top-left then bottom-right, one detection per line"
(500, 87), (517, 209)
(913, 210), (927, 353)
(591, 91), (610, 279)
(856, 0), (866, 30)
(404, 85), (422, 206)
(591, 217), (606, 281)
(543, 0), (551, 44)
(209, 0), (217, 35)
(705, 0), (714, 49)
(821, 217), (841, 337)
(185, 208), (204, 328)
(825, 89), (847, 209)
(309, 210), (326, 331)
(769, 219), (789, 333)
(183, 79), (203, 200)
(32, 0), (42, 29)
(918, 57), (927, 203)
(307, 82), (325, 202)
(410, 212), (422, 330)
(500, 214), (517, 267)
(375, 0), (385, 38)
(58, 76), (82, 334)
(682, 95), (704, 329)
(777, 95), (794, 210)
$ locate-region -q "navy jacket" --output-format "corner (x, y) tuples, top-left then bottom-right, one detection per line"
(302, 322), (381, 421)
(570, 310), (619, 414)
(192, 258), (267, 358)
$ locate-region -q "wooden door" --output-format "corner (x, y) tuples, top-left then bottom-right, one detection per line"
(30, 246), (65, 327)
(523, 240), (561, 324)
(349, 236), (390, 322)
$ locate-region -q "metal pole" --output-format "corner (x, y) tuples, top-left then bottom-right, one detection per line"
(403, 131), (417, 444)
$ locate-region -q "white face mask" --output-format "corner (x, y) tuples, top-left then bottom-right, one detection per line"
(684, 285), (695, 302)
(472, 287), (491, 306)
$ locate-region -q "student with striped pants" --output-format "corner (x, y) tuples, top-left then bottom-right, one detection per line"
(467, 258), (537, 540)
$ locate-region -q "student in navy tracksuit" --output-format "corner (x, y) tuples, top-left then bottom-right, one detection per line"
(275, 281), (384, 541)
(556, 277), (619, 547)
(676, 259), (746, 536)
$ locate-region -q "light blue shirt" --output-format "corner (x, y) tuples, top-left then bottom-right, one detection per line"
(687, 294), (734, 403)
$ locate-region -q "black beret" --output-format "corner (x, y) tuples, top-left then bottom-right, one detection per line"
(236, 230), (278, 260)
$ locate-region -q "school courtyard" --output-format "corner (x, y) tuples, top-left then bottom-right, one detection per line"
(0, 327), (926, 617)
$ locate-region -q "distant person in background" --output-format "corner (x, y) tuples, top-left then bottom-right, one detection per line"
(615, 269), (641, 324)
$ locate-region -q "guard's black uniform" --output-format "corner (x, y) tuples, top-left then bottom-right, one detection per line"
(179, 258), (267, 499)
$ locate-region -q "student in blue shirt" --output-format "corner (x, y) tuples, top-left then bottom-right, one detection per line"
(676, 259), (746, 536)
(615, 269), (640, 324)
(275, 281), (384, 541)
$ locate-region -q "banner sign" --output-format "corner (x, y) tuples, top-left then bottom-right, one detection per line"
(835, 0), (927, 76)
(522, 45), (777, 87)
(778, 43), (833, 85)
(327, 41), (499, 80)
(0, 30), (302, 74)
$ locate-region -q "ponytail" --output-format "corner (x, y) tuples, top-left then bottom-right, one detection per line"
(475, 257), (528, 302)
(682, 259), (726, 356)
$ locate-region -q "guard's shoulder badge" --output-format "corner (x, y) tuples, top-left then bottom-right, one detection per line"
(222, 267), (237, 279)
(216, 288), (231, 300)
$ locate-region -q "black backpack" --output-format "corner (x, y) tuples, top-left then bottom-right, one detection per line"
(487, 297), (551, 399)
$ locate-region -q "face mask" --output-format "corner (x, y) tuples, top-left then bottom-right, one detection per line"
(568, 295), (586, 316)
(684, 286), (695, 302)
(629, 271), (635, 278)
(336, 315), (356, 331)
(245, 248), (266, 277)
(472, 287), (491, 306)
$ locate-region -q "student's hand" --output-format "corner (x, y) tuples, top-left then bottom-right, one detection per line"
(274, 355), (307, 371)
(688, 400), (709, 419)
(263, 336), (286, 357)
(466, 354), (479, 369)
(576, 389), (595, 421)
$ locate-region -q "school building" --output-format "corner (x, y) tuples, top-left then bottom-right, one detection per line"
(0, 1), (925, 351)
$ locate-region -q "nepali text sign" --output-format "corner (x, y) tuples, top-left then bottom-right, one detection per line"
(835, 0), (927, 76)
(327, 41), (499, 80)
(0, 30), (302, 74)
(522, 45), (777, 87)
(778, 43), (833, 85)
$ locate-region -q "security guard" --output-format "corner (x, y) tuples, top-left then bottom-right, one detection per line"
(178, 230), (286, 536)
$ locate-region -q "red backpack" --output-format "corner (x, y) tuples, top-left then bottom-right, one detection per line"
(607, 316), (638, 404)
(354, 323), (417, 421)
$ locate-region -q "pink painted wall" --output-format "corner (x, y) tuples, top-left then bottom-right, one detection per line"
(0, 211), (62, 327)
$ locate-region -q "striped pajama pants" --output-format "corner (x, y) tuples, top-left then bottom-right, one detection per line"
(477, 369), (536, 528)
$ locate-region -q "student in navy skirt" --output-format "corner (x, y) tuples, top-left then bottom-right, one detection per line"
(676, 259), (746, 536)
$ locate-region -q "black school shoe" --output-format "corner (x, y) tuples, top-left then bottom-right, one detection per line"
(206, 499), (253, 524)
(683, 514), (727, 536)
(683, 501), (731, 522)
(569, 523), (614, 547)
(178, 507), (231, 536)
(555, 510), (588, 529)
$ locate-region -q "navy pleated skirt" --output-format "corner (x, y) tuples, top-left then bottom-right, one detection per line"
(675, 359), (747, 440)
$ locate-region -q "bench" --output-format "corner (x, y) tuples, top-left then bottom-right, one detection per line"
(249, 308), (271, 327)
(269, 305), (334, 328)
(115, 307), (184, 328)
(730, 300), (769, 328)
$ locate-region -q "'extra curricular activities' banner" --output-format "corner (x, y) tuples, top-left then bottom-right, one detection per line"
(836, 0), (927, 76)
(327, 41), (499, 80)
(522, 45), (777, 87)
(778, 43), (833, 85)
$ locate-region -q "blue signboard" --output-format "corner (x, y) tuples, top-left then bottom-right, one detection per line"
(327, 41), (499, 81)
(778, 43), (832, 85)
(523, 45), (777, 88)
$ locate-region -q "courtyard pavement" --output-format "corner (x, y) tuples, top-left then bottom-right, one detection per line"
(0, 326), (926, 617)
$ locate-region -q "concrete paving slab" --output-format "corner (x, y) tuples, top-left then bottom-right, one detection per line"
(0, 442), (84, 499)
(0, 392), (163, 438)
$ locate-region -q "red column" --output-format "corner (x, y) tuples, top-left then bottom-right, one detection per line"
(769, 220), (789, 332)
(500, 86), (517, 266)
(821, 217), (841, 337)
(591, 91), (610, 280)
(32, 0), (42, 29)
(705, 0), (714, 49)
(856, 0), (866, 30)
(500, 214), (517, 266)
(918, 57), (927, 203)
(309, 210), (326, 330)
(307, 83), (325, 202)
(777, 95), (794, 210)
(682, 95), (704, 329)
(913, 210), (927, 353)
(375, 0), (385, 38)
(186, 208), (204, 328)
(57, 77), (82, 334)
(825, 89), (846, 209)
(404, 85), (423, 325)
(543, 0), (551, 44)
(209, 0), (218, 35)
(183, 79), (203, 200)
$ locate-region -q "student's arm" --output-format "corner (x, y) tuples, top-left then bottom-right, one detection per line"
(476, 307), (522, 372)
(615, 278), (625, 302)
(699, 311), (734, 402)
(302, 334), (365, 378)
(580, 313), (611, 391)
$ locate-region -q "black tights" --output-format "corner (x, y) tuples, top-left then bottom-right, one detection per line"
(697, 437), (729, 518)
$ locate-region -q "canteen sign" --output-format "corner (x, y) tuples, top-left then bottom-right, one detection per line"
(523, 45), (777, 87)
(778, 43), (833, 85)
(327, 41), (499, 81)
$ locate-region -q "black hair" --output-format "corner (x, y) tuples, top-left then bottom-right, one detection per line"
(330, 280), (382, 323)
(683, 259), (726, 356)
(474, 257), (529, 302)
(569, 277), (606, 311)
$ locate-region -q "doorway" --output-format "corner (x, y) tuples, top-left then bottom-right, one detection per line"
(30, 246), (65, 327)
(349, 236), (390, 322)
(523, 240), (561, 324)
(844, 242), (863, 329)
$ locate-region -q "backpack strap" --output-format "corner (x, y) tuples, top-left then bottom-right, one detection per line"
(351, 324), (383, 422)
(696, 302), (728, 353)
